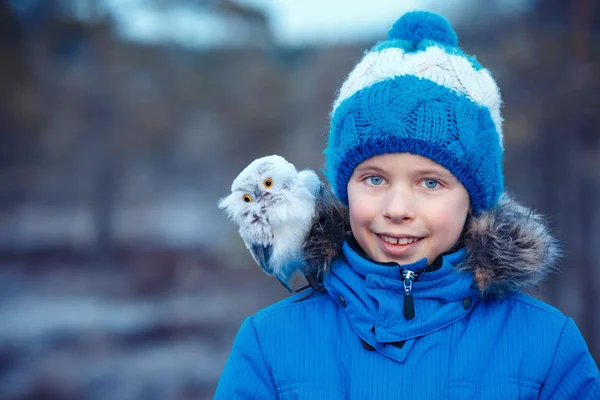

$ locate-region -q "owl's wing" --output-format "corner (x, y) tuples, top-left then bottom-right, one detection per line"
(298, 169), (320, 196)
(248, 243), (273, 275)
(250, 242), (296, 293)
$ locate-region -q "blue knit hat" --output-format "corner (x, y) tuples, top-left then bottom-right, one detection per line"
(325, 11), (504, 214)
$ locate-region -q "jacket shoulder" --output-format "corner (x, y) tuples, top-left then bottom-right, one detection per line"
(509, 292), (566, 320)
(254, 289), (333, 321)
(498, 292), (570, 333)
(249, 290), (340, 359)
(476, 292), (569, 339)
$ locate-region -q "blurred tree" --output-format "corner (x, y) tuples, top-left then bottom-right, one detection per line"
(529, 0), (599, 359)
(0, 0), (275, 257)
(0, 1), (39, 206)
(149, 0), (273, 48)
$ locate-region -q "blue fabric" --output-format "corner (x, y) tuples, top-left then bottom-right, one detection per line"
(387, 11), (458, 47)
(324, 11), (503, 213)
(215, 243), (600, 399)
(378, 12), (481, 69)
(325, 75), (503, 212)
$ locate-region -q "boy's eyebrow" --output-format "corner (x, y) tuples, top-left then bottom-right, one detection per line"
(354, 163), (457, 181)
(354, 164), (387, 174)
(413, 168), (456, 180)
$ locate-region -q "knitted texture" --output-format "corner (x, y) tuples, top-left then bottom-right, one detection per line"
(325, 11), (504, 213)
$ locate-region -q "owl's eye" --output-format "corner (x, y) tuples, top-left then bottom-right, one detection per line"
(242, 194), (253, 203)
(263, 178), (273, 188)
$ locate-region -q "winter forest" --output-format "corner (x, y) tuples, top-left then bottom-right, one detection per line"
(0, 0), (599, 398)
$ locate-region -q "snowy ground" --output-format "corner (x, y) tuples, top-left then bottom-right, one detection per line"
(0, 256), (287, 399)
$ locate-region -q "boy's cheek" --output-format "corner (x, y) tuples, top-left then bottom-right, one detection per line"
(348, 202), (370, 235)
(348, 193), (372, 221)
(348, 205), (365, 229)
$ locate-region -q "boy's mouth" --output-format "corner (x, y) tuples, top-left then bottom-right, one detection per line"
(378, 234), (423, 246)
(376, 234), (424, 255)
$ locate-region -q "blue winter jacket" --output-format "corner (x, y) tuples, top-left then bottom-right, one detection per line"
(215, 199), (600, 399)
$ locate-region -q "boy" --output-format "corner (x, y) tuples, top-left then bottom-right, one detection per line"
(215, 11), (599, 399)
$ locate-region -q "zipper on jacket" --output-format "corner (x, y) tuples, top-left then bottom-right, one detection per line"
(401, 269), (417, 320)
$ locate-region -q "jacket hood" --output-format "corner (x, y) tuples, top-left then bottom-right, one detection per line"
(303, 193), (561, 297)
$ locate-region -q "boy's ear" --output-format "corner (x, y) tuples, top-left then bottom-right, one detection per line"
(468, 207), (472, 215)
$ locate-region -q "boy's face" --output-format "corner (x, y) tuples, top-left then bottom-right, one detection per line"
(347, 153), (470, 266)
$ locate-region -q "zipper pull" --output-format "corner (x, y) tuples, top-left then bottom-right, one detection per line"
(402, 269), (416, 320)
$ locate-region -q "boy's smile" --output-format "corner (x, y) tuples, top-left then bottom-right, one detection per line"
(377, 234), (424, 257)
(347, 153), (470, 266)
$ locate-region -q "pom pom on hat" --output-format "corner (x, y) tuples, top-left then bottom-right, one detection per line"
(388, 11), (458, 47)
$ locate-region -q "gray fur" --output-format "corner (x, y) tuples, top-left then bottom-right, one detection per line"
(458, 194), (561, 298)
(303, 193), (561, 297)
(302, 185), (351, 279)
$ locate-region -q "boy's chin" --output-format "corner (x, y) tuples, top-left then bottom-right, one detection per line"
(369, 249), (427, 266)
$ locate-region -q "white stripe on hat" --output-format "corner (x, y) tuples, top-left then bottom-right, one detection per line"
(332, 46), (503, 146)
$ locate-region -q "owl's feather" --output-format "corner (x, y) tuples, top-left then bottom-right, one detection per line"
(219, 155), (347, 290)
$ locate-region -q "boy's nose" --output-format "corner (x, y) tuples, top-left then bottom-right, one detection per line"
(383, 186), (416, 222)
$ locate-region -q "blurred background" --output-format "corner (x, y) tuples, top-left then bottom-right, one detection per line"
(0, 0), (598, 398)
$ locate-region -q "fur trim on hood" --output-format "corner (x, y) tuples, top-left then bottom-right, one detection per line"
(302, 193), (561, 298)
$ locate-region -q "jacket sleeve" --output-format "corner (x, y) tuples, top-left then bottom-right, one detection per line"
(214, 316), (278, 399)
(538, 317), (600, 399)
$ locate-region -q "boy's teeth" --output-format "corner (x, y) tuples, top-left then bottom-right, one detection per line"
(381, 235), (417, 245)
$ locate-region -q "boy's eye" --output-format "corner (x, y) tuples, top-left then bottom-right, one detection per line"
(422, 179), (440, 189)
(367, 176), (385, 186)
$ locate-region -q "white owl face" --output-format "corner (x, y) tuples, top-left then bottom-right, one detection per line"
(218, 155), (298, 230)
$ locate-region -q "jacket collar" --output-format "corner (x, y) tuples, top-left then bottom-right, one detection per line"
(323, 241), (478, 362)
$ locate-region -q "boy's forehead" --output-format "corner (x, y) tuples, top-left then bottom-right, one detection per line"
(356, 153), (450, 172)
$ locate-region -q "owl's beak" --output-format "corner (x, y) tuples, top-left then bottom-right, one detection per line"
(250, 244), (273, 274)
